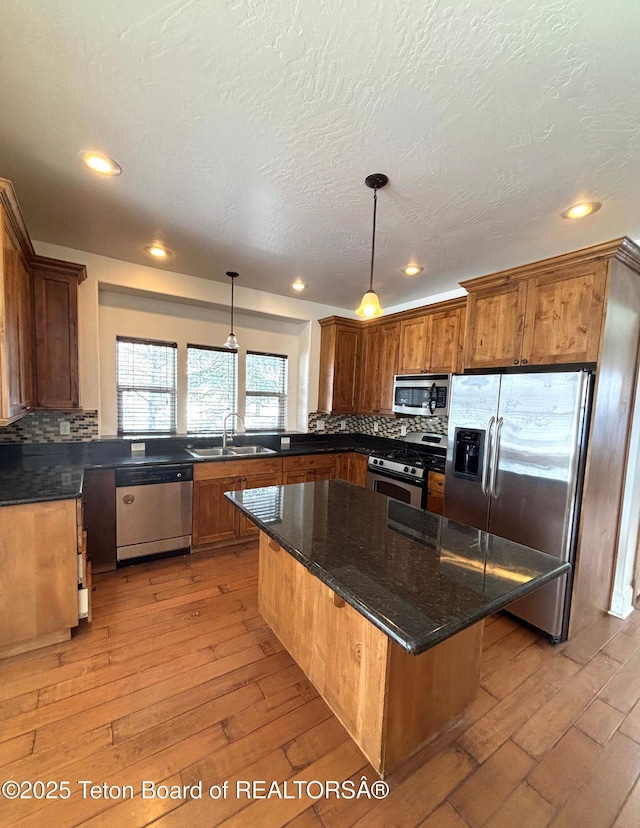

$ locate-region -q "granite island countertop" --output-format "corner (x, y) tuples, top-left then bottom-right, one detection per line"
(226, 479), (571, 654)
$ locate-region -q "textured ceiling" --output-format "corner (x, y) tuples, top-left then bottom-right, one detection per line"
(1, 0), (639, 311)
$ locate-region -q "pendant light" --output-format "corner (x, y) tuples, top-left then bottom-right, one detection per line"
(356, 173), (388, 318)
(224, 271), (239, 350)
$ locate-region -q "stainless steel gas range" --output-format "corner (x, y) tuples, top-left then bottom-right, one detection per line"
(366, 432), (447, 509)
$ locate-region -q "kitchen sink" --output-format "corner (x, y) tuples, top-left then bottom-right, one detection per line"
(186, 447), (234, 458)
(229, 445), (276, 455)
(186, 445), (275, 458)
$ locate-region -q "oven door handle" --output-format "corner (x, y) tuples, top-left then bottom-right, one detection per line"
(481, 416), (495, 498)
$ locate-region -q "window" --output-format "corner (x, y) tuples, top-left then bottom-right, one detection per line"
(246, 351), (288, 431)
(187, 345), (237, 433)
(116, 337), (177, 434)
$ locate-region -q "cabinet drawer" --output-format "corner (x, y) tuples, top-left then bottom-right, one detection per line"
(194, 457), (282, 480)
(282, 454), (336, 472)
(428, 471), (445, 491)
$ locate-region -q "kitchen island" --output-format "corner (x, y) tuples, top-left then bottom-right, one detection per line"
(227, 479), (570, 776)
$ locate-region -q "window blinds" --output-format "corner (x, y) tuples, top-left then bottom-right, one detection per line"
(245, 351), (288, 431)
(187, 344), (237, 433)
(116, 337), (177, 434)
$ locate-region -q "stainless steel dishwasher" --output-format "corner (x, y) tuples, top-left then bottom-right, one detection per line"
(116, 464), (193, 564)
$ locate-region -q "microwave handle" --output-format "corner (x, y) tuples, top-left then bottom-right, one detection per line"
(428, 383), (437, 415)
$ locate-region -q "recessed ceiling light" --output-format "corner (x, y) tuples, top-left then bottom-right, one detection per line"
(403, 264), (424, 277)
(80, 151), (122, 176)
(561, 201), (601, 220)
(145, 243), (172, 259)
(292, 279), (307, 291)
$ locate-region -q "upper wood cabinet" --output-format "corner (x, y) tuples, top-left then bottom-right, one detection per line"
(0, 179), (86, 424)
(463, 257), (609, 370)
(32, 259), (84, 410)
(360, 321), (399, 414)
(0, 201), (34, 425)
(398, 303), (466, 374)
(318, 318), (361, 414)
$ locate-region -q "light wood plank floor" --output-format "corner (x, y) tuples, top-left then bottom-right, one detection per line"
(1, 542), (640, 827)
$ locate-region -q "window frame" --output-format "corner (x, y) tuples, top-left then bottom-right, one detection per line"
(116, 336), (178, 436)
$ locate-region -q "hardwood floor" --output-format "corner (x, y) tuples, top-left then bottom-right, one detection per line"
(1, 542), (640, 827)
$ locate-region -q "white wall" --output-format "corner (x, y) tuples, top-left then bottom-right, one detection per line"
(33, 242), (353, 435)
(98, 290), (303, 435)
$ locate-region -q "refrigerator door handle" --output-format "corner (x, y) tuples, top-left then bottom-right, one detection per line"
(490, 417), (504, 499)
(481, 416), (496, 497)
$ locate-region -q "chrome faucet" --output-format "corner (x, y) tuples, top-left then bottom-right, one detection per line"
(222, 412), (245, 448)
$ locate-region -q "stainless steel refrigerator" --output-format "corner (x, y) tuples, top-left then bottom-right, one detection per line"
(444, 371), (593, 642)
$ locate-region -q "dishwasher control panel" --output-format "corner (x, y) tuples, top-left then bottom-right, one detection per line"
(116, 464), (193, 487)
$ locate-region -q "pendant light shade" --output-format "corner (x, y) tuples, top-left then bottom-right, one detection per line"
(224, 271), (239, 350)
(355, 289), (383, 318)
(356, 173), (388, 318)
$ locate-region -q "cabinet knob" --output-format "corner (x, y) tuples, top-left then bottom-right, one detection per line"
(522, 359), (528, 365)
(513, 359), (520, 365)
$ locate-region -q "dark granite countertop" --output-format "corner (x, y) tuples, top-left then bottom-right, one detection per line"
(226, 480), (571, 655)
(0, 433), (395, 506)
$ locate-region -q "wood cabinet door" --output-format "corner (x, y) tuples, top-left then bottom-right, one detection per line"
(318, 320), (361, 414)
(238, 472), (283, 537)
(464, 281), (528, 369)
(348, 452), (369, 487)
(17, 257), (34, 410)
(0, 207), (24, 422)
(335, 453), (351, 481)
(192, 475), (241, 545)
(359, 325), (382, 413)
(426, 309), (462, 373)
(398, 317), (428, 373)
(332, 326), (360, 413)
(283, 470), (314, 484)
(521, 262), (608, 365)
(378, 322), (400, 413)
(32, 267), (79, 409)
(359, 322), (399, 413)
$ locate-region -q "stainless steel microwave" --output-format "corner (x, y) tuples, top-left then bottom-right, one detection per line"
(392, 374), (451, 416)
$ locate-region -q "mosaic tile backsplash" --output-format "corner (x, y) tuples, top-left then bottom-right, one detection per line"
(0, 410), (99, 443)
(308, 412), (448, 440)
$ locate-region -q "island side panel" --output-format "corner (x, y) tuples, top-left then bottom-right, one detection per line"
(382, 622), (483, 773)
(257, 532), (389, 773)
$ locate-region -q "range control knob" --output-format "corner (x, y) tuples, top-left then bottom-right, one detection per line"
(403, 466), (409, 473)
(379, 460), (384, 467)
(411, 468), (417, 475)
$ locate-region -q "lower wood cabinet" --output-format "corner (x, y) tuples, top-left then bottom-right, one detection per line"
(192, 452), (370, 547)
(336, 451), (368, 487)
(282, 454), (337, 484)
(192, 457), (283, 546)
(0, 498), (86, 659)
(426, 471), (445, 515)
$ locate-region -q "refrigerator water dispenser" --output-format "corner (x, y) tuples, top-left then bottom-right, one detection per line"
(452, 428), (485, 482)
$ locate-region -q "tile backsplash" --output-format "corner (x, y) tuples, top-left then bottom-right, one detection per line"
(0, 410), (99, 443)
(308, 412), (448, 440)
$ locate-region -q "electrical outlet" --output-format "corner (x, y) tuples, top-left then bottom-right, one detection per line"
(316, 420), (325, 431)
(280, 436), (291, 449)
(59, 420), (71, 436)
(131, 442), (146, 456)
(373, 421), (379, 433)
(340, 420), (347, 431)
(400, 423), (408, 437)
